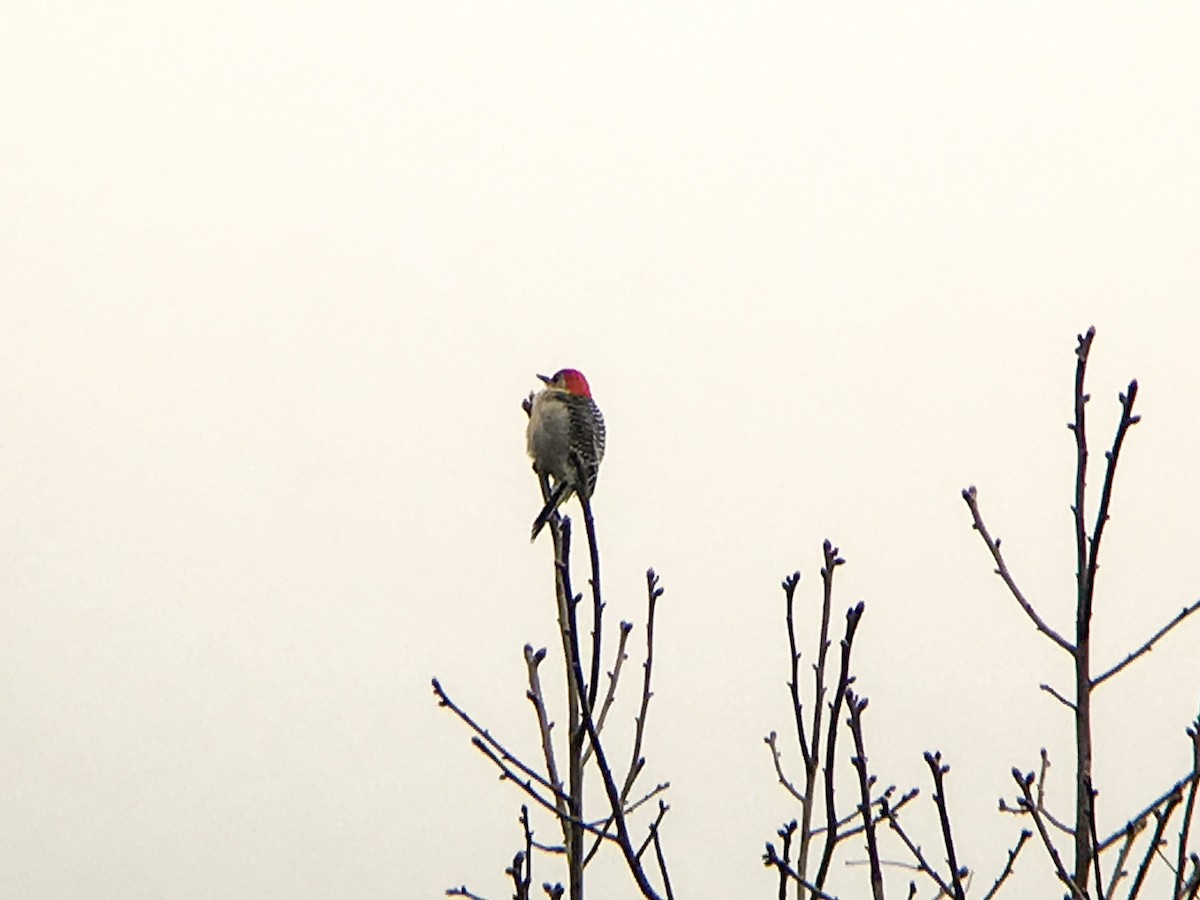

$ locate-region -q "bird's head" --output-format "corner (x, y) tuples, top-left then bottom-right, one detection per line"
(538, 368), (593, 398)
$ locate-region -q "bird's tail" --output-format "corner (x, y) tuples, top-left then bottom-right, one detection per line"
(530, 481), (573, 541)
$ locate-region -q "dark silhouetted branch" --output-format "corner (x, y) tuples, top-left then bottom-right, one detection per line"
(1126, 790), (1181, 899)
(525, 645), (568, 835)
(783, 571), (812, 772)
(433, 679), (564, 801)
(1099, 816), (1141, 900)
(582, 620), (633, 767)
(814, 601), (864, 888)
(981, 829), (1032, 900)
(765, 731), (807, 804)
(561, 523), (664, 900)
(962, 485), (1074, 654)
(1041, 682), (1077, 711)
(830, 786), (920, 842)
(762, 842), (841, 900)
(446, 886), (491, 900)
(1092, 599), (1200, 689)
(1084, 777), (1106, 900)
(1013, 767), (1086, 899)
(884, 797), (954, 898)
(621, 570), (663, 805)
(647, 802), (674, 900)
(925, 752), (967, 900)
(1175, 719), (1200, 900)
(580, 488), (604, 711)
(1099, 771), (1195, 851)
(846, 690), (884, 900)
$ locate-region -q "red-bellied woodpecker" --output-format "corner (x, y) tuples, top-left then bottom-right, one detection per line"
(526, 368), (606, 541)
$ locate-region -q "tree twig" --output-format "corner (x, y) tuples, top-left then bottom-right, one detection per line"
(765, 731), (807, 805)
(830, 786), (920, 842)
(798, 542), (846, 899)
(762, 843), (841, 900)
(1041, 682), (1077, 711)
(1100, 816), (1141, 900)
(1085, 777), (1107, 900)
(581, 481), (605, 711)
(1174, 719), (1200, 900)
(783, 571), (812, 772)
(433, 678), (564, 801)
(446, 886), (492, 900)
(1092, 599), (1200, 689)
(1098, 771), (1195, 851)
(525, 645), (568, 837)
(552, 516), (585, 897)
(648, 802), (674, 900)
(925, 752), (967, 900)
(846, 690), (885, 900)
(621, 570), (664, 805)
(563, 518), (664, 900)
(884, 797), (954, 898)
(814, 601), (864, 888)
(1123, 788), (1180, 899)
(981, 829), (1032, 900)
(1012, 767), (1086, 899)
(962, 485), (1074, 653)
(582, 621), (633, 767)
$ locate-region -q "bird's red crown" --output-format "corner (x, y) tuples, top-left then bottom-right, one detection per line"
(541, 368), (592, 397)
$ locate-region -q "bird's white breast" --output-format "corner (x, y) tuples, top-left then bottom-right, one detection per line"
(527, 390), (572, 479)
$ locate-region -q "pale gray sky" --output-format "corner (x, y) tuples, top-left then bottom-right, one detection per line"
(3, 4), (1199, 898)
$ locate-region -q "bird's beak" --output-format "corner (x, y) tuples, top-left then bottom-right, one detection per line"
(536, 373), (552, 384)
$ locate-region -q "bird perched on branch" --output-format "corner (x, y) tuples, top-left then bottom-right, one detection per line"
(525, 368), (606, 541)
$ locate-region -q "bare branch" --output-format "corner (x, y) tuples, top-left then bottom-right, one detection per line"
(525, 645), (568, 836)
(765, 731), (807, 804)
(1084, 379), (1140, 629)
(582, 621), (634, 767)
(548, 515), (585, 897)
(763, 843), (841, 900)
(433, 679), (564, 801)
(446, 886), (492, 900)
(1099, 771), (1195, 851)
(620, 570), (664, 805)
(775, 821), (797, 900)
(581, 482), (605, 711)
(783, 571), (813, 771)
(564, 518), (665, 900)
(648, 802), (674, 900)
(925, 752), (967, 900)
(961, 486), (1074, 654)
(884, 797), (954, 898)
(800, 541), (846, 898)
(1092, 599), (1200, 688)
(846, 690), (885, 900)
(1041, 682), (1077, 711)
(999, 749), (1073, 836)
(981, 829), (1032, 900)
(830, 786), (920, 842)
(1184, 855), (1200, 900)
(814, 601), (865, 888)
(1100, 816), (1142, 899)
(1085, 777), (1107, 900)
(505, 806), (534, 900)
(467, 738), (616, 842)
(1012, 767), (1087, 899)
(1124, 790), (1181, 900)
(1174, 720), (1200, 900)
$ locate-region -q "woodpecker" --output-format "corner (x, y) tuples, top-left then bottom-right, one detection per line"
(526, 368), (606, 541)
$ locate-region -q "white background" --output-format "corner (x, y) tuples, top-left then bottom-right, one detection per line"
(3, 4), (1199, 897)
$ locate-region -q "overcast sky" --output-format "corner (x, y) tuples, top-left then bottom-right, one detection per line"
(3, 4), (1200, 898)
